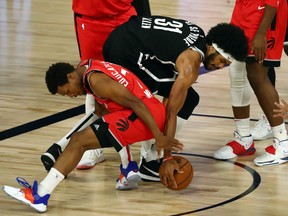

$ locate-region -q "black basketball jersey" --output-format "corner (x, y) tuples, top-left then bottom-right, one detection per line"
(103, 15), (206, 92)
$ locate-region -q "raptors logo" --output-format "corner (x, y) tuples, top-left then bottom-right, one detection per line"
(267, 37), (275, 50)
(116, 119), (130, 131)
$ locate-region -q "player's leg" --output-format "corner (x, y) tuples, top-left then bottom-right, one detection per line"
(250, 63), (288, 166)
(214, 60), (255, 159)
(253, 1), (288, 166)
(3, 125), (103, 213)
(76, 94), (105, 170)
(132, 0), (151, 16)
(250, 67), (275, 141)
(41, 107), (98, 171)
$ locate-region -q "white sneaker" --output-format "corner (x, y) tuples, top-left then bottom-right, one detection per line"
(115, 173), (138, 190)
(254, 138), (288, 166)
(214, 131), (255, 160)
(76, 149), (105, 170)
(251, 114), (273, 140)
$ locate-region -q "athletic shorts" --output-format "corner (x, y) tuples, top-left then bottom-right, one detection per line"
(90, 98), (166, 152)
(74, 6), (136, 61)
(231, 0), (287, 67)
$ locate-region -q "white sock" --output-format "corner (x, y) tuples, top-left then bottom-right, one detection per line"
(272, 123), (288, 141)
(119, 146), (133, 169)
(56, 108), (98, 151)
(141, 117), (187, 162)
(235, 118), (250, 137)
(37, 168), (65, 196)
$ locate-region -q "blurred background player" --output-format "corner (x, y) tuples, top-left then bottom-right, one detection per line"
(41, 0), (151, 171)
(214, 0), (288, 167)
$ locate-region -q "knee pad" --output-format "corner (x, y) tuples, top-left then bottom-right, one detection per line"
(177, 87), (199, 119)
(229, 60), (252, 107)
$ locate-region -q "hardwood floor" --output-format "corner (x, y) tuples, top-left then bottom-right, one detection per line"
(0, 0), (288, 215)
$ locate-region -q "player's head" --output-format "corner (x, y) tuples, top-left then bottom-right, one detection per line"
(203, 23), (248, 70)
(45, 62), (86, 97)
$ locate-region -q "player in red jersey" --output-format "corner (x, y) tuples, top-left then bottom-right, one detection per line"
(42, 0), (152, 172)
(3, 59), (183, 213)
(214, 0), (288, 167)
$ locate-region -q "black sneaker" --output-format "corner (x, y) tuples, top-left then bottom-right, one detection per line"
(41, 143), (62, 171)
(139, 157), (163, 182)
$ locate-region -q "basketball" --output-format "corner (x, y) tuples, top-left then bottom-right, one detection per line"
(160, 155), (193, 190)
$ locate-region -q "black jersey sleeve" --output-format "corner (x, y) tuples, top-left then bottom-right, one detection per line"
(127, 16), (206, 63)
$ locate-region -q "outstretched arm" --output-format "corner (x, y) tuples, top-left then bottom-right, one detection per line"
(160, 49), (201, 188)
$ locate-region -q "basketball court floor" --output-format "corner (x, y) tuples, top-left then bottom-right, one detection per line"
(0, 0), (288, 215)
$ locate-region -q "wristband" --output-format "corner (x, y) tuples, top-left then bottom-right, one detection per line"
(163, 156), (173, 162)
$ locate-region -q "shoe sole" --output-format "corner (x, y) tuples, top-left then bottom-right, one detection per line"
(254, 158), (288, 167)
(76, 157), (105, 170)
(2, 186), (47, 213)
(252, 134), (274, 141)
(127, 174), (142, 184)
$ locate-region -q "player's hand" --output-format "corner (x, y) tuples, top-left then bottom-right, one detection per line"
(251, 32), (266, 63)
(273, 99), (288, 119)
(155, 135), (183, 152)
(160, 158), (182, 189)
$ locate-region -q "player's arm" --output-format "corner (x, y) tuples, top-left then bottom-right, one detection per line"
(93, 100), (109, 117)
(252, 4), (277, 63)
(88, 72), (183, 151)
(163, 49), (201, 157)
(160, 48), (201, 188)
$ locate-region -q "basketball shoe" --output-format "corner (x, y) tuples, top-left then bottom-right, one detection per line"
(76, 149), (105, 170)
(251, 114), (273, 140)
(3, 177), (50, 213)
(41, 143), (62, 171)
(254, 138), (288, 166)
(116, 161), (141, 190)
(213, 131), (256, 160)
(139, 157), (162, 182)
(116, 173), (138, 190)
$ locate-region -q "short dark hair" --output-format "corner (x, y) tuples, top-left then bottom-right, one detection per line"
(45, 62), (75, 94)
(206, 23), (248, 61)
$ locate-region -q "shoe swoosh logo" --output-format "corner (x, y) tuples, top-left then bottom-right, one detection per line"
(258, 6), (265, 10)
(143, 165), (159, 177)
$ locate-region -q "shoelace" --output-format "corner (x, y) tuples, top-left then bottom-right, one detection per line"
(16, 177), (33, 194)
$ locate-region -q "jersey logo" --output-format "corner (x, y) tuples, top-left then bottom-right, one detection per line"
(116, 119), (130, 131)
(258, 6), (265, 10)
(267, 37), (275, 50)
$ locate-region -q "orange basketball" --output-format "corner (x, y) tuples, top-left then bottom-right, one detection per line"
(160, 155), (193, 190)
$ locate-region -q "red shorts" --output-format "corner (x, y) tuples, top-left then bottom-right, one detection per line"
(91, 98), (166, 152)
(231, 0), (287, 67)
(74, 6), (136, 61)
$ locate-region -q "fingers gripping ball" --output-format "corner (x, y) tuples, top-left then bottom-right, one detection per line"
(160, 156), (193, 190)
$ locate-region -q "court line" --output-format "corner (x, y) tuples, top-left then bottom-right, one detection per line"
(170, 153), (261, 216)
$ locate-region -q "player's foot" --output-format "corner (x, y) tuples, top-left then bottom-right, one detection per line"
(254, 138), (288, 166)
(214, 131), (255, 160)
(139, 157), (162, 182)
(76, 149), (105, 170)
(251, 114), (273, 141)
(115, 173), (138, 190)
(120, 161), (141, 184)
(41, 143), (62, 172)
(3, 177), (50, 213)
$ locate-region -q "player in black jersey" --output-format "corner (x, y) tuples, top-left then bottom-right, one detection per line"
(103, 16), (248, 188)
